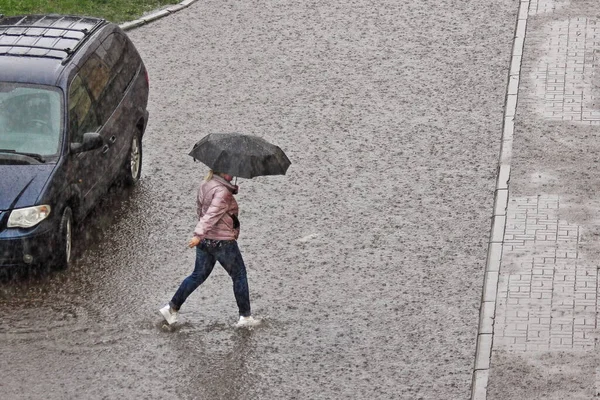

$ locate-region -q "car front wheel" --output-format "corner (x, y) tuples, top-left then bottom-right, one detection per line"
(122, 131), (142, 186)
(52, 207), (73, 270)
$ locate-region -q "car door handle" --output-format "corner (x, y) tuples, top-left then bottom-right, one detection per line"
(102, 144), (109, 154)
(109, 136), (116, 143)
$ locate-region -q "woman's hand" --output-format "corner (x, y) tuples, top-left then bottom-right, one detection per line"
(188, 237), (201, 248)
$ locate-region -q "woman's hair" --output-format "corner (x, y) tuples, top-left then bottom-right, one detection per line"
(204, 170), (214, 181)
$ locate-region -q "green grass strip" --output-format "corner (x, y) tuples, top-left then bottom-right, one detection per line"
(0, 0), (182, 23)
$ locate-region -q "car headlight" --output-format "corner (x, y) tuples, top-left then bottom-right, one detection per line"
(7, 205), (51, 228)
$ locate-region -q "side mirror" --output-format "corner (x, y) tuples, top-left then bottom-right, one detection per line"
(70, 132), (104, 154)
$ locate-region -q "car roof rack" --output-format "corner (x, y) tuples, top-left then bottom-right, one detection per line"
(0, 15), (106, 63)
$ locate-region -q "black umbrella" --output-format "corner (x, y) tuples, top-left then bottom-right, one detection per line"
(189, 133), (291, 179)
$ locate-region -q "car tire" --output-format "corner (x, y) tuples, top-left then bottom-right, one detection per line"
(122, 131), (142, 186)
(51, 207), (73, 271)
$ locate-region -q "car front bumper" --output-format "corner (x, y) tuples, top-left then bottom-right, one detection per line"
(0, 214), (59, 268)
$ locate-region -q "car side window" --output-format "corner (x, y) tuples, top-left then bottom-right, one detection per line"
(108, 33), (139, 92)
(95, 33), (139, 122)
(79, 53), (111, 101)
(114, 34), (140, 93)
(68, 75), (99, 143)
(100, 33), (139, 119)
(101, 33), (126, 69)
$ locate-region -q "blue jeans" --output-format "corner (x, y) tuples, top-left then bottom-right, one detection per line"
(170, 240), (251, 317)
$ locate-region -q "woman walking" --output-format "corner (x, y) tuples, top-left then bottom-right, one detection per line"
(159, 170), (259, 327)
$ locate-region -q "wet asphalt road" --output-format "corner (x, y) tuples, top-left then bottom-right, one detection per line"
(1, 1), (517, 399)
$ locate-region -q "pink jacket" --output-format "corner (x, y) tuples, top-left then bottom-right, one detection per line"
(193, 175), (240, 241)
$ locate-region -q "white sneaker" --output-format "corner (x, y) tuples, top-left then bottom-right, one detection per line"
(236, 315), (260, 328)
(159, 304), (179, 325)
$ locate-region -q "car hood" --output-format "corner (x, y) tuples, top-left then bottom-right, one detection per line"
(0, 165), (55, 210)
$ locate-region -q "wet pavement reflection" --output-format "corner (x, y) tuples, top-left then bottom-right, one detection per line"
(1, 0), (519, 398)
(0, 181), (261, 399)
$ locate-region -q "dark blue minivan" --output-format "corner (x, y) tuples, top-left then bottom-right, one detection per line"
(0, 15), (149, 269)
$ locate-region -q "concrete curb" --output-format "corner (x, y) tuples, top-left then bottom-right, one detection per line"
(119, 0), (199, 31)
(470, 1), (530, 399)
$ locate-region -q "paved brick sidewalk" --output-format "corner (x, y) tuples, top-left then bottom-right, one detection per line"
(475, 1), (600, 399)
(495, 195), (596, 352)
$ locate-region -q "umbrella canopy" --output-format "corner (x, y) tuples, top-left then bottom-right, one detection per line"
(189, 133), (291, 179)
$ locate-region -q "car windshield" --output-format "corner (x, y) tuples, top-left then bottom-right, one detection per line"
(0, 83), (63, 158)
